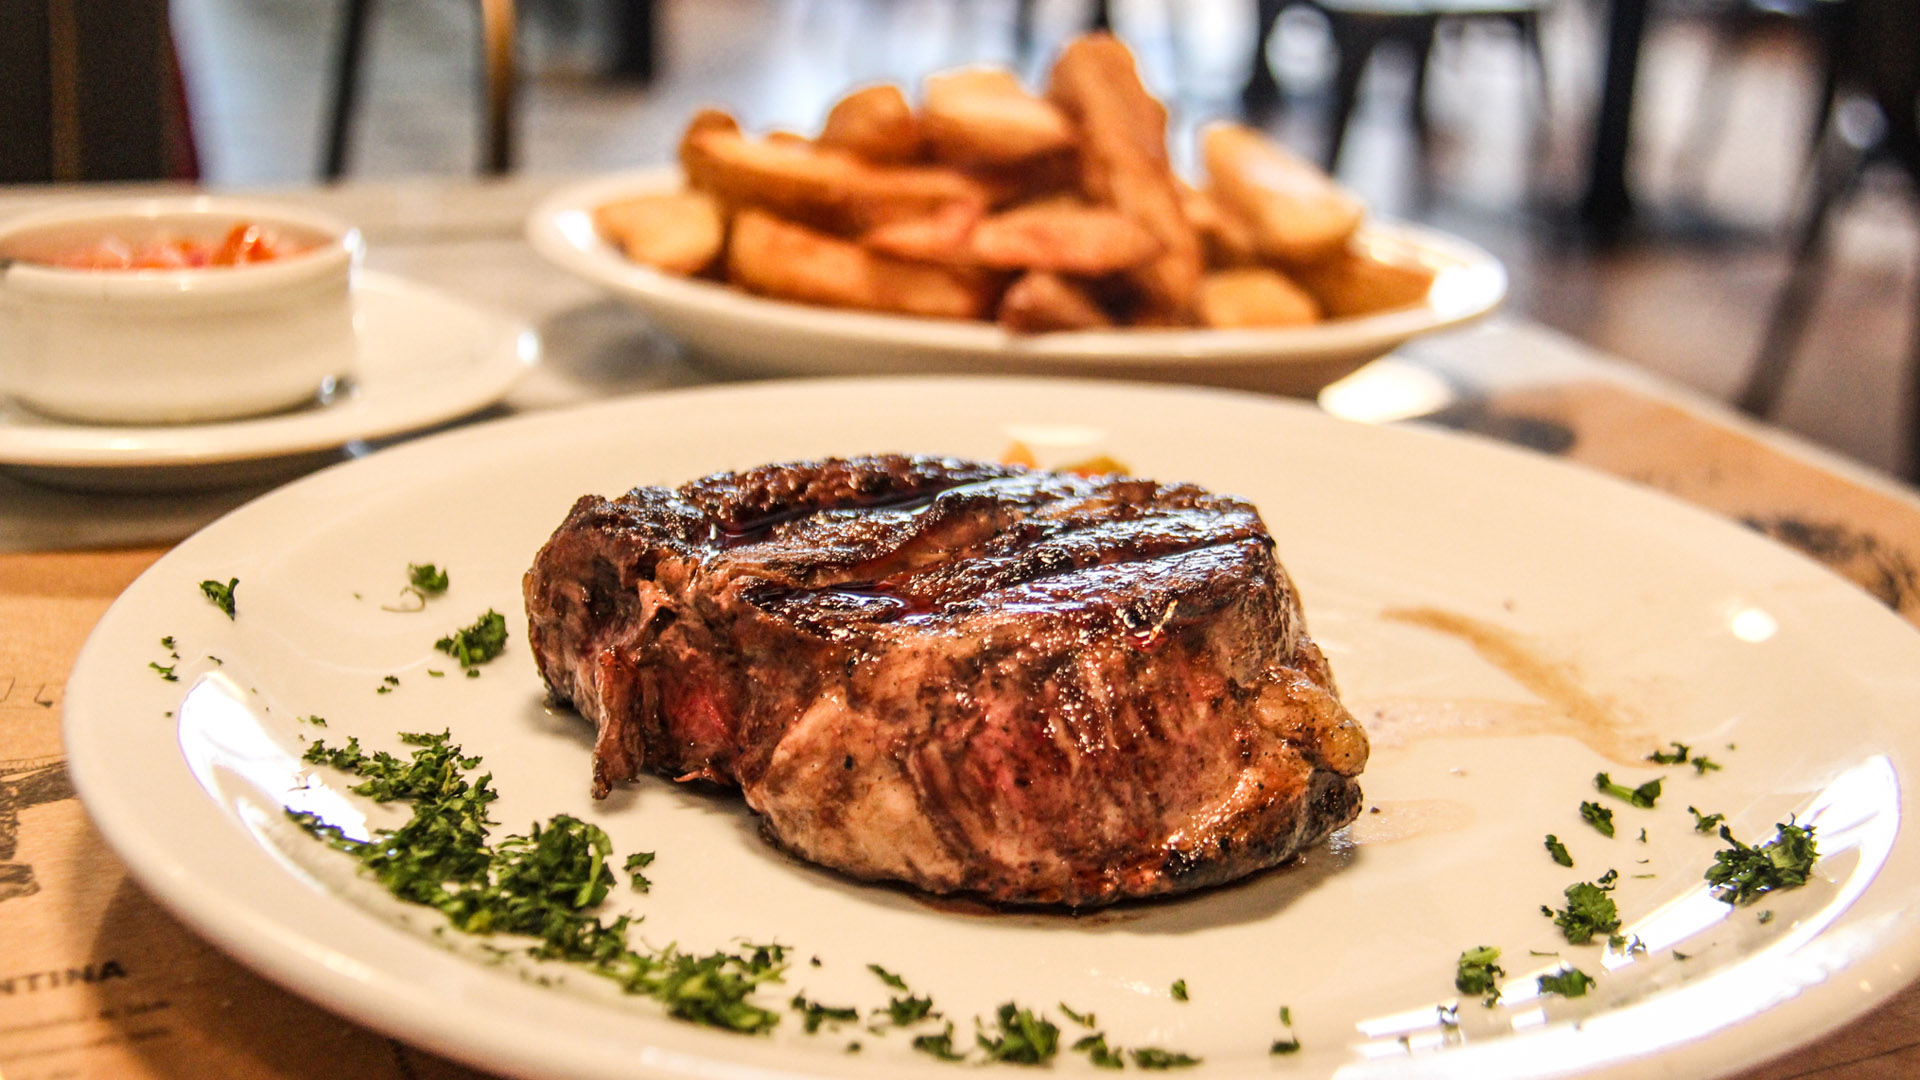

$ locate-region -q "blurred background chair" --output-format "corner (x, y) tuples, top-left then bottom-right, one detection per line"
(322, 0), (519, 179)
(0, 0), (198, 183)
(1670, 0), (1844, 196)
(1300, 0), (1551, 174)
(1735, 0), (1920, 475)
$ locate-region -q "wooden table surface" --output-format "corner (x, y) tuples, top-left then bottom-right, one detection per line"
(3, 179), (1919, 1080)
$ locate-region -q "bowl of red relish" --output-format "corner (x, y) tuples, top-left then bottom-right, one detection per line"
(0, 197), (363, 424)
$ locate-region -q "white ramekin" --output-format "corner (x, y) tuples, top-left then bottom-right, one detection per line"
(0, 196), (364, 424)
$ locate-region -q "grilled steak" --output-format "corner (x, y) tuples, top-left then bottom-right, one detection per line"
(523, 454), (1367, 907)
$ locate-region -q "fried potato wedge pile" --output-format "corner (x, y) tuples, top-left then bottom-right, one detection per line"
(593, 32), (1436, 332)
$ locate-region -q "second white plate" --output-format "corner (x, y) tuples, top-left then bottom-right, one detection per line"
(527, 170), (1506, 396)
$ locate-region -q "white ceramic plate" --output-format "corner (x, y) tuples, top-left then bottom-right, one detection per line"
(526, 170), (1506, 396)
(64, 378), (1920, 1080)
(0, 269), (537, 476)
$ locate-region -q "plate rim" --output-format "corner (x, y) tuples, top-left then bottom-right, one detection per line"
(61, 374), (1920, 1080)
(0, 269), (539, 469)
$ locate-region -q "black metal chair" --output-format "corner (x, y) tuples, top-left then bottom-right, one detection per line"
(321, 0), (518, 179)
(1735, 0), (1920, 477)
(1311, 0), (1550, 174)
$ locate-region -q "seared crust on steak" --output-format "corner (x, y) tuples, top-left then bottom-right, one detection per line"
(524, 454), (1367, 907)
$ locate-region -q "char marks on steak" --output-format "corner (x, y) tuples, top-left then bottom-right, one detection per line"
(524, 454), (1367, 907)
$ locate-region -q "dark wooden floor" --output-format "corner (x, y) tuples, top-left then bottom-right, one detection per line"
(169, 0), (1917, 478)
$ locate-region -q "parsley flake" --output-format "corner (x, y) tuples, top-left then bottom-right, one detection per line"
(1131, 1047), (1202, 1069)
(1596, 772), (1663, 808)
(1689, 806), (1725, 833)
(624, 851), (655, 892)
(200, 578), (238, 618)
(1074, 1032), (1124, 1069)
(1537, 966), (1595, 999)
(868, 963), (909, 991)
(1545, 834), (1574, 867)
(1170, 978), (1188, 1002)
(436, 610), (508, 669)
(1271, 1005), (1302, 1054)
(976, 1003), (1059, 1065)
(790, 993), (859, 1033)
(1542, 870), (1622, 945)
(409, 563), (450, 595)
(149, 660), (178, 682)
(1647, 742), (1690, 765)
(1059, 1003), (1096, 1028)
(912, 1022), (966, 1061)
(1693, 756), (1723, 775)
(1580, 801), (1616, 837)
(1706, 821), (1819, 905)
(1455, 946), (1505, 1006)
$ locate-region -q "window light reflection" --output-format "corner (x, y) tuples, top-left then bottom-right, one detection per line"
(177, 672), (369, 840)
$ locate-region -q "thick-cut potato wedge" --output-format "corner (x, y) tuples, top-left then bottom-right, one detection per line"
(860, 201), (984, 264)
(1289, 243), (1438, 318)
(1195, 267), (1320, 328)
(1047, 34), (1204, 322)
(922, 66), (1076, 167)
(728, 209), (994, 319)
(970, 202), (1162, 275)
(683, 126), (987, 235)
(1203, 122), (1364, 265)
(1177, 180), (1258, 268)
(997, 271), (1113, 332)
(592, 191), (726, 276)
(820, 84), (923, 163)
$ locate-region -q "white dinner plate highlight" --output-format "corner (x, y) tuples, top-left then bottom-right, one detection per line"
(0, 270), (538, 471)
(526, 170), (1506, 396)
(64, 378), (1920, 1080)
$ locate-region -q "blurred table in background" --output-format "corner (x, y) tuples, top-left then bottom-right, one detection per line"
(3, 176), (1920, 1080)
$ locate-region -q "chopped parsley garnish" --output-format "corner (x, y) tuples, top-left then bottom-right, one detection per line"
(1673, 950), (1691, 961)
(1758, 909), (1775, 924)
(428, 669), (445, 678)
(913, 1022), (966, 1061)
(1059, 1003), (1095, 1028)
(976, 1003), (1059, 1065)
(200, 578), (238, 618)
(1706, 821), (1819, 905)
(1454, 946), (1505, 1006)
(1170, 978), (1188, 1002)
(1130, 1048), (1202, 1069)
(1595, 773), (1663, 808)
(1537, 966), (1595, 999)
(149, 660), (178, 682)
(1074, 1033), (1125, 1069)
(436, 610), (508, 669)
(624, 851), (655, 892)
(290, 730), (787, 1034)
(160, 635), (178, 655)
(1637, 828), (1648, 843)
(790, 993), (859, 1033)
(1545, 834), (1573, 867)
(1689, 806), (1725, 833)
(1647, 742), (1690, 765)
(1542, 870), (1622, 946)
(1692, 756), (1723, 775)
(300, 714), (327, 727)
(1580, 801), (1616, 837)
